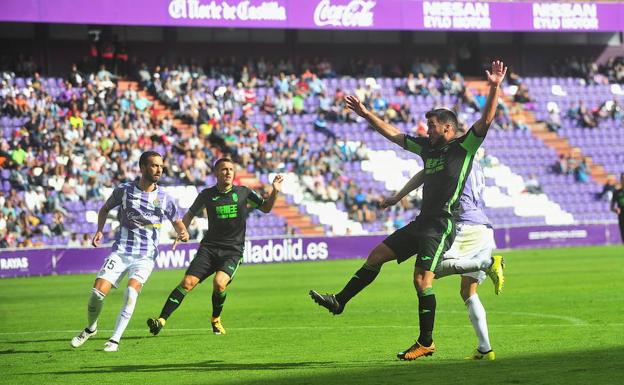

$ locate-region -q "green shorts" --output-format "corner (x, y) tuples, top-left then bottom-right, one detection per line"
(186, 246), (243, 282)
(383, 214), (456, 271)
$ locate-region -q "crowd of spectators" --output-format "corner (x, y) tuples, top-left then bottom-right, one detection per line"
(552, 153), (591, 183)
(8, 51), (616, 248)
(550, 56), (624, 85)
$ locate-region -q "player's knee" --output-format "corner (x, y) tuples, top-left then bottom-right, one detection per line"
(213, 280), (227, 293)
(413, 278), (428, 292)
(181, 276), (198, 291)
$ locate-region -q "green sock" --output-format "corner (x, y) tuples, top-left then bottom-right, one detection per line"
(417, 287), (436, 347)
(159, 285), (188, 320)
(335, 263), (381, 305)
(212, 291), (227, 318)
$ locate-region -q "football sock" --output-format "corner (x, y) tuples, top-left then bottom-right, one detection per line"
(434, 257), (490, 278)
(87, 288), (105, 331)
(465, 294), (491, 352)
(335, 263), (381, 305)
(159, 285), (188, 320)
(417, 287), (436, 347)
(211, 290), (227, 318)
(110, 286), (138, 343)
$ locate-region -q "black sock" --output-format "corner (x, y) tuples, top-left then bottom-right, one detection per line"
(159, 285), (188, 320)
(335, 263), (381, 305)
(417, 288), (436, 347)
(211, 291), (227, 318)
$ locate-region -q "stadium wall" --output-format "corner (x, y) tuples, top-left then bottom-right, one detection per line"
(1, 223), (621, 278)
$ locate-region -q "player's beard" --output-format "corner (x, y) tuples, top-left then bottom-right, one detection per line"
(429, 135), (441, 148)
(146, 173), (160, 184)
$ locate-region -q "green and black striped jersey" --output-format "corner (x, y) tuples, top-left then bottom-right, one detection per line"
(187, 185), (264, 253)
(404, 127), (485, 219)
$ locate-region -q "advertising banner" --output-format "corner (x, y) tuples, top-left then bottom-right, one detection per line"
(1, 0), (623, 32)
(0, 225), (620, 278)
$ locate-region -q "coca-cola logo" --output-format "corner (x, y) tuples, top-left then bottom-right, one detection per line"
(313, 0), (376, 27)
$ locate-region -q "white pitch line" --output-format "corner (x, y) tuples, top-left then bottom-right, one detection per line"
(1, 323), (622, 336)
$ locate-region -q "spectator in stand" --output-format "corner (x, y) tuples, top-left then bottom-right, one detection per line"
(313, 112), (336, 139)
(578, 101), (597, 128)
(552, 153), (568, 175)
(546, 105), (561, 132)
(596, 175), (617, 202)
(514, 84), (533, 106)
(493, 109), (512, 131)
(574, 158), (590, 183)
(68, 233), (81, 247)
(525, 174), (543, 194)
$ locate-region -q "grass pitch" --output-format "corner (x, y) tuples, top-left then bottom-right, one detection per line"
(1, 245), (623, 385)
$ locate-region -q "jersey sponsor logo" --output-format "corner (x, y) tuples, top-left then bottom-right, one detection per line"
(211, 196), (221, 201)
(425, 157), (445, 174)
(216, 204), (238, 219)
(125, 209), (161, 227)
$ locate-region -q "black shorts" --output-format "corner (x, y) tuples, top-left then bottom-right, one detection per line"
(383, 215), (456, 271)
(185, 245), (243, 282)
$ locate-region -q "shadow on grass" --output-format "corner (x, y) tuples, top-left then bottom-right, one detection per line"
(25, 347), (624, 385)
(7, 333), (204, 345)
(35, 360), (339, 373)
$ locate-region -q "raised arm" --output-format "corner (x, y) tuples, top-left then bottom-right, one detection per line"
(259, 174), (283, 213)
(381, 170), (425, 208)
(345, 95), (404, 147)
(473, 60), (508, 137)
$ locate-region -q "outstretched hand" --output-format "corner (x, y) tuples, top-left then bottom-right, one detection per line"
(272, 174), (284, 192)
(486, 60), (508, 87)
(345, 95), (369, 118)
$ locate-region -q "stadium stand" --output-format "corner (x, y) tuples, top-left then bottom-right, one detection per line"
(1, 55), (622, 248)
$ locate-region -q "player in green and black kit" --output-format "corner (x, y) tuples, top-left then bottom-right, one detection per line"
(611, 173), (624, 243)
(148, 158), (283, 335)
(310, 61), (507, 360)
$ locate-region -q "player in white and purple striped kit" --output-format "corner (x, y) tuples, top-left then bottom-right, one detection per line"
(382, 159), (504, 360)
(70, 151), (189, 352)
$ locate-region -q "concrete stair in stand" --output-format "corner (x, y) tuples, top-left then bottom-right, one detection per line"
(118, 79), (323, 236)
(465, 80), (608, 184)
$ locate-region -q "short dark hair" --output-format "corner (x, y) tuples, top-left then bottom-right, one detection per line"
(213, 157), (234, 170)
(139, 151), (162, 168)
(425, 108), (459, 131)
